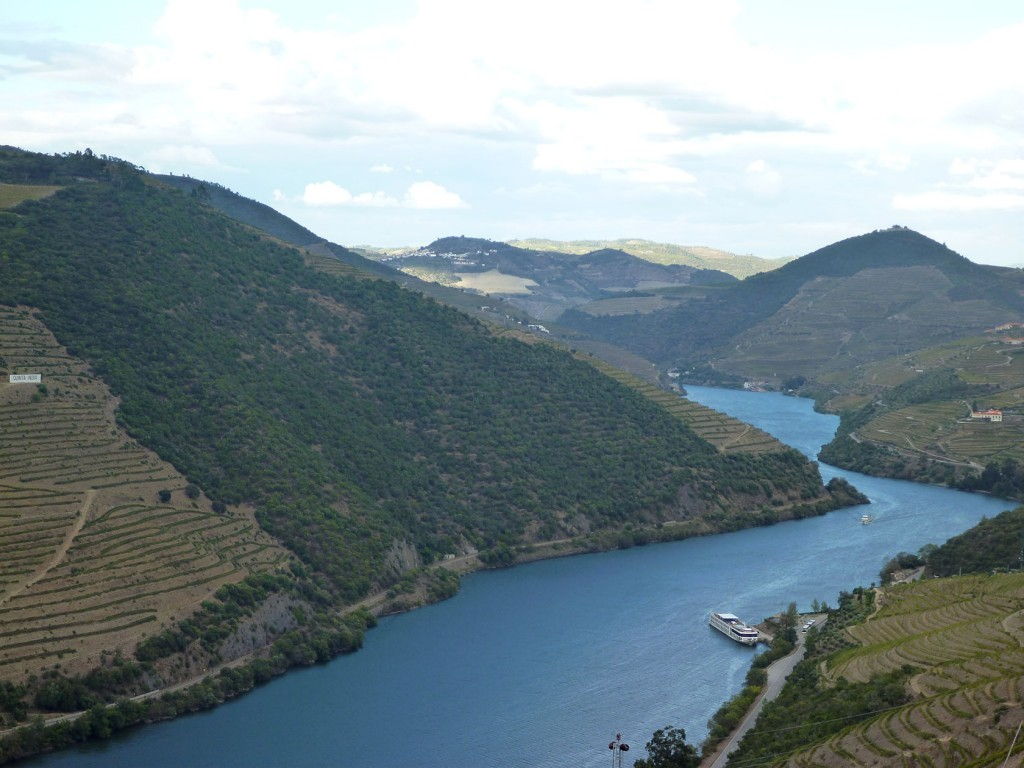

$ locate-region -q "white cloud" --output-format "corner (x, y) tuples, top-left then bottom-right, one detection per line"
(965, 159), (1024, 191)
(302, 181), (353, 206)
(3, 0), (1024, 262)
(145, 144), (227, 172)
(850, 152), (911, 176)
(744, 159), (782, 197)
(352, 191), (399, 206)
(949, 158), (978, 176)
(892, 191), (1024, 212)
(7, 1), (1024, 187)
(299, 180), (462, 209)
(403, 181), (467, 209)
(301, 181), (398, 207)
(895, 157), (1024, 214)
(272, 188), (285, 202)
(526, 97), (697, 185)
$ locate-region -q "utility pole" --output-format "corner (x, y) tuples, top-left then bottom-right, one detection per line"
(608, 733), (630, 768)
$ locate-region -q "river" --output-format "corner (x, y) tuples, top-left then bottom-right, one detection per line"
(26, 387), (1014, 768)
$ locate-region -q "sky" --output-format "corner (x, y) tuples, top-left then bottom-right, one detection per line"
(2, 1), (1024, 264)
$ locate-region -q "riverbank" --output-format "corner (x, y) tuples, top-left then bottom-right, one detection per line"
(0, 483), (866, 765)
(13, 385), (1017, 768)
(701, 614), (824, 768)
(1, 476), (866, 765)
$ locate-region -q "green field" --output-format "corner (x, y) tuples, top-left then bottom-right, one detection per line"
(577, 295), (681, 316)
(0, 183), (61, 209)
(452, 269), (538, 294)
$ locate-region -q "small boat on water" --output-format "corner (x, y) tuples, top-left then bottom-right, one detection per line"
(860, 514), (874, 525)
(709, 612), (760, 646)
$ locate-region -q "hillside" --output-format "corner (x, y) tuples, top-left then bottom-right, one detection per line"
(151, 176), (535, 325)
(728, 572), (1024, 767)
(924, 506), (1024, 576)
(0, 147), (855, 744)
(0, 307), (286, 678)
(511, 238), (792, 279)
(374, 235), (736, 321)
(816, 332), (1024, 498)
(562, 227), (1024, 385)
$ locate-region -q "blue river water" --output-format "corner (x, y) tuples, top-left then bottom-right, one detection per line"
(27, 387), (1014, 768)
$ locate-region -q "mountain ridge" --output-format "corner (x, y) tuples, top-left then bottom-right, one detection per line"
(510, 237), (792, 279)
(562, 227), (1024, 382)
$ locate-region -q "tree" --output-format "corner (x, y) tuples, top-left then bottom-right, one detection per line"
(185, 483), (200, 500)
(781, 601), (799, 642)
(634, 726), (699, 768)
(158, 489), (172, 503)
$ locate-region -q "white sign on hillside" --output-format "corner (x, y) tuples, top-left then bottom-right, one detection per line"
(8, 374), (41, 384)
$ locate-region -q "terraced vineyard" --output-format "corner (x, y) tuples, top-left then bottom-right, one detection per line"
(580, 358), (784, 454)
(956, 345), (1024, 386)
(719, 265), (998, 379)
(944, 422), (1024, 464)
(857, 402), (967, 452)
(782, 573), (1024, 767)
(488, 328), (783, 453)
(0, 307), (286, 679)
(831, 338), (1024, 470)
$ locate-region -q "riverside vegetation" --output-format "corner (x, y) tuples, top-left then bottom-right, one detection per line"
(717, 509), (1024, 767)
(0, 147), (859, 760)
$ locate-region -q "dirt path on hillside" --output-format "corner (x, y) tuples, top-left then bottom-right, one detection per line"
(0, 489), (95, 609)
(722, 424), (751, 449)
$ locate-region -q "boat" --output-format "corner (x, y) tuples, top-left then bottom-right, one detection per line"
(709, 612), (760, 646)
(860, 514), (874, 525)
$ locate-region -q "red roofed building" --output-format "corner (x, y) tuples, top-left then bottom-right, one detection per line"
(970, 409), (1003, 423)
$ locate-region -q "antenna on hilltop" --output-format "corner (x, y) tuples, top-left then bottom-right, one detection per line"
(608, 732), (630, 768)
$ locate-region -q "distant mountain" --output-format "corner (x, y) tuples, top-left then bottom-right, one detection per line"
(511, 238), (792, 279)
(379, 235), (736, 321)
(563, 227), (1024, 382)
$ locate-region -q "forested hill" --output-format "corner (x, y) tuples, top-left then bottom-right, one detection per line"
(0, 147), (844, 605)
(562, 227), (1024, 381)
(151, 174), (532, 321)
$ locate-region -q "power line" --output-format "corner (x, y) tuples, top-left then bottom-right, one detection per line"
(712, 702), (914, 768)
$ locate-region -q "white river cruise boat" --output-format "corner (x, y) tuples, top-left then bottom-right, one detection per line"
(709, 612), (760, 646)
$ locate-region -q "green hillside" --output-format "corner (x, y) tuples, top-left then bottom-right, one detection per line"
(562, 227), (1024, 383)
(510, 238), (791, 279)
(816, 334), (1024, 499)
(0, 147), (855, 715)
(728, 572), (1024, 767)
(924, 506), (1024, 576)
(151, 175), (535, 324)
